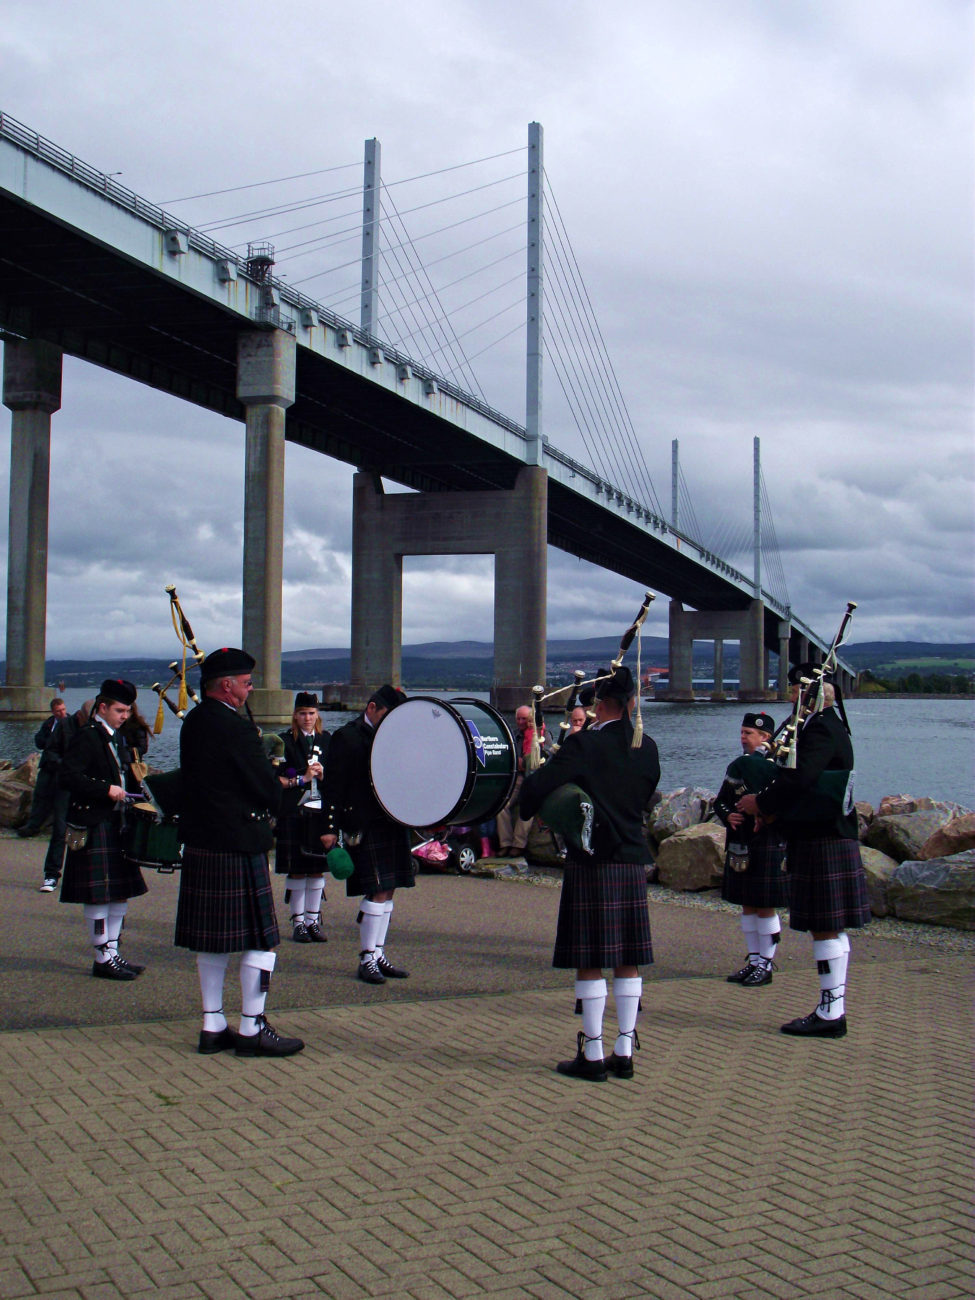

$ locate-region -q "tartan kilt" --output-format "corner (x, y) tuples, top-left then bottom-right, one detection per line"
(60, 819), (148, 905)
(273, 811), (329, 875)
(346, 822), (416, 897)
(175, 847), (280, 952)
(553, 862), (654, 970)
(721, 828), (789, 907)
(785, 835), (871, 933)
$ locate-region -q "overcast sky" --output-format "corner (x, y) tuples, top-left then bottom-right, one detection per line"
(1, 0), (972, 659)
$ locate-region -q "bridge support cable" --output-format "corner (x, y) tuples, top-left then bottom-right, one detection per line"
(541, 189), (664, 520)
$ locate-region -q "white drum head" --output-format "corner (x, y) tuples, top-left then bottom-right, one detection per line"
(370, 698), (469, 826)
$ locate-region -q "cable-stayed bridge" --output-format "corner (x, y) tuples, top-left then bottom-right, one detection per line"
(0, 112), (849, 719)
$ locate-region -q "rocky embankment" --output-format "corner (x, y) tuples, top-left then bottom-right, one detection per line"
(526, 788), (975, 931)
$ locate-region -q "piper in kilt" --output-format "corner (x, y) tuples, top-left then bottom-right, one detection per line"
(738, 664), (870, 1040)
(520, 666), (661, 1083)
(274, 693), (329, 944)
(59, 678), (147, 981)
(320, 685), (414, 986)
(713, 711), (788, 989)
(176, 648), (303, 1058)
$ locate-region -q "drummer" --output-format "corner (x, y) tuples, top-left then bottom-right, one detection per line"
(274, 692), (329, 943)
(320, 684), (412, 986)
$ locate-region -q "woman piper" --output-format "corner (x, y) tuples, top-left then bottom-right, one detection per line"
(274, 692), (329, 943)
(59, 678), (148, 980)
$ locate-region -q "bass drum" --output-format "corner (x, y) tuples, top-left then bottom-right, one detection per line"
(370, 696), (516, 829)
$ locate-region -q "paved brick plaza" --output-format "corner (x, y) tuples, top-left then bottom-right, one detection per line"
(1, 836), (971, 1299)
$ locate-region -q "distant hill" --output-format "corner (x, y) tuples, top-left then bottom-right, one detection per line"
(9, 639), (972, 690)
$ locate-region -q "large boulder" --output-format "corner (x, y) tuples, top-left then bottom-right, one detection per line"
(887, 852), (975, 930)
(863, 810), (953, 863)
(854, 801), (874, 840)
(877, 794), (972, 819)
(858, 845), (900, 918)
(650, 787), (716, 847)
(656, 823), (725, 891)
(919, 814), (975, 861)
(0, 765), (35, 828)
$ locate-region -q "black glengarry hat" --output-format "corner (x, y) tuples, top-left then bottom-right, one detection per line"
(294, 692), (319, 708)
(369, 684), (408, 712)
(99, 678), (137, 705)
(742, 711), (776, 734)
(200, 647), (256, 683)
(595, 665), (635, 703)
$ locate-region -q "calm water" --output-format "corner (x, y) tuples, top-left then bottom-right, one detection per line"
(2, 689), (972, 811)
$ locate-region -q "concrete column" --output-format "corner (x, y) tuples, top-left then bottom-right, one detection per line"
(0, 340), (62, 719)
(493, 466), (547, 711)
(349, 471), (403, 709)
(737, 597), (767, 701)
(710, 639), (726, 701)
(237, 330), (295, 724)
(777, 620), (791, 699)
(667, 600), (694, 700)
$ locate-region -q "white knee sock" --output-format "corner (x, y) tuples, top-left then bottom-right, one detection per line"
(239, 949), (276, 1034)
(813, 937), (848, 1020)
(575, 978), (608, 1061)
(358, 899), (386, 957)
(197, 952), (231, 1032)
(374, 899), (393, 959)
(84, 904), (111, 960)
(755, 915), (781, 968)
(612, 976), (642, 1057)
(740, 913), (760, 964)
(285, 877), (307, 925)
(304, 876), (325, 925)
(105, 901), (128, 956)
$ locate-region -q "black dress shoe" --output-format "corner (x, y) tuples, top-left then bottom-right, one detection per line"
(116, 955), (145, 975)
(376, 953), (408, 979)
(357, 954), (386, 985)
(780, 1010), (847, 1038)
(92, 956), (137, 981)
(235, 1015), (304, 1057)
(604, 1052), (634, 1080)
(198, 1026), (237, 1055)
(556, 1031), (607, 1082)
(726, 961), (759, 984)
(292, 922), (311, 943)
(304, 921), (327, 943)
(740, 963), (773, 987)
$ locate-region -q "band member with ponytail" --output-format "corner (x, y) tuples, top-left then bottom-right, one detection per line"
(275, 692), (329, 943)
(59, 679), (148, 980)
(519, 666), (660, 1083)
(737, 664), (869, 1039)
(175, 648), (303, 1057)
(713, 712), (787, 987)
(320, 684), (412, 986)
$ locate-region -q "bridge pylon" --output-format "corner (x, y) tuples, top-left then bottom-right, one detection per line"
(666, 598), (771, 703)
(348, 465), (547, 714)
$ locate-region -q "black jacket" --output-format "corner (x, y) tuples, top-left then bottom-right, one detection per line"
(179, 698), (282, 853)
(322, 714), (391, 837)
(519, 718), (661, 864)
(35, 712), (80, 771)
(755, 708), (858, 840)
(60, 720), (133, 827)
(278, 728), (329, 818)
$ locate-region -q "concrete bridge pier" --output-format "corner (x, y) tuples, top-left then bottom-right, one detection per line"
(777, 620), (792, 699)
(237, 330), (295, 725)
(710, 639), (726, 701)
(348, 465), (547, 713)
(0, 339), (61, 720)
(667, 598), (770, 702)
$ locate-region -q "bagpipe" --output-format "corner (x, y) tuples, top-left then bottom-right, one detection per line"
(525, 590), (655, 857)
(151, 585), (205, 733)
(769, 601), (857, 771)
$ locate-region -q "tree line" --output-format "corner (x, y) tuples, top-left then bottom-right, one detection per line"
(859, 670), (973, 695)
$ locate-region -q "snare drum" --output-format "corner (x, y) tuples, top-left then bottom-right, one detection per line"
(370, 696), (516, 828)
(125, 802), (182, 873)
